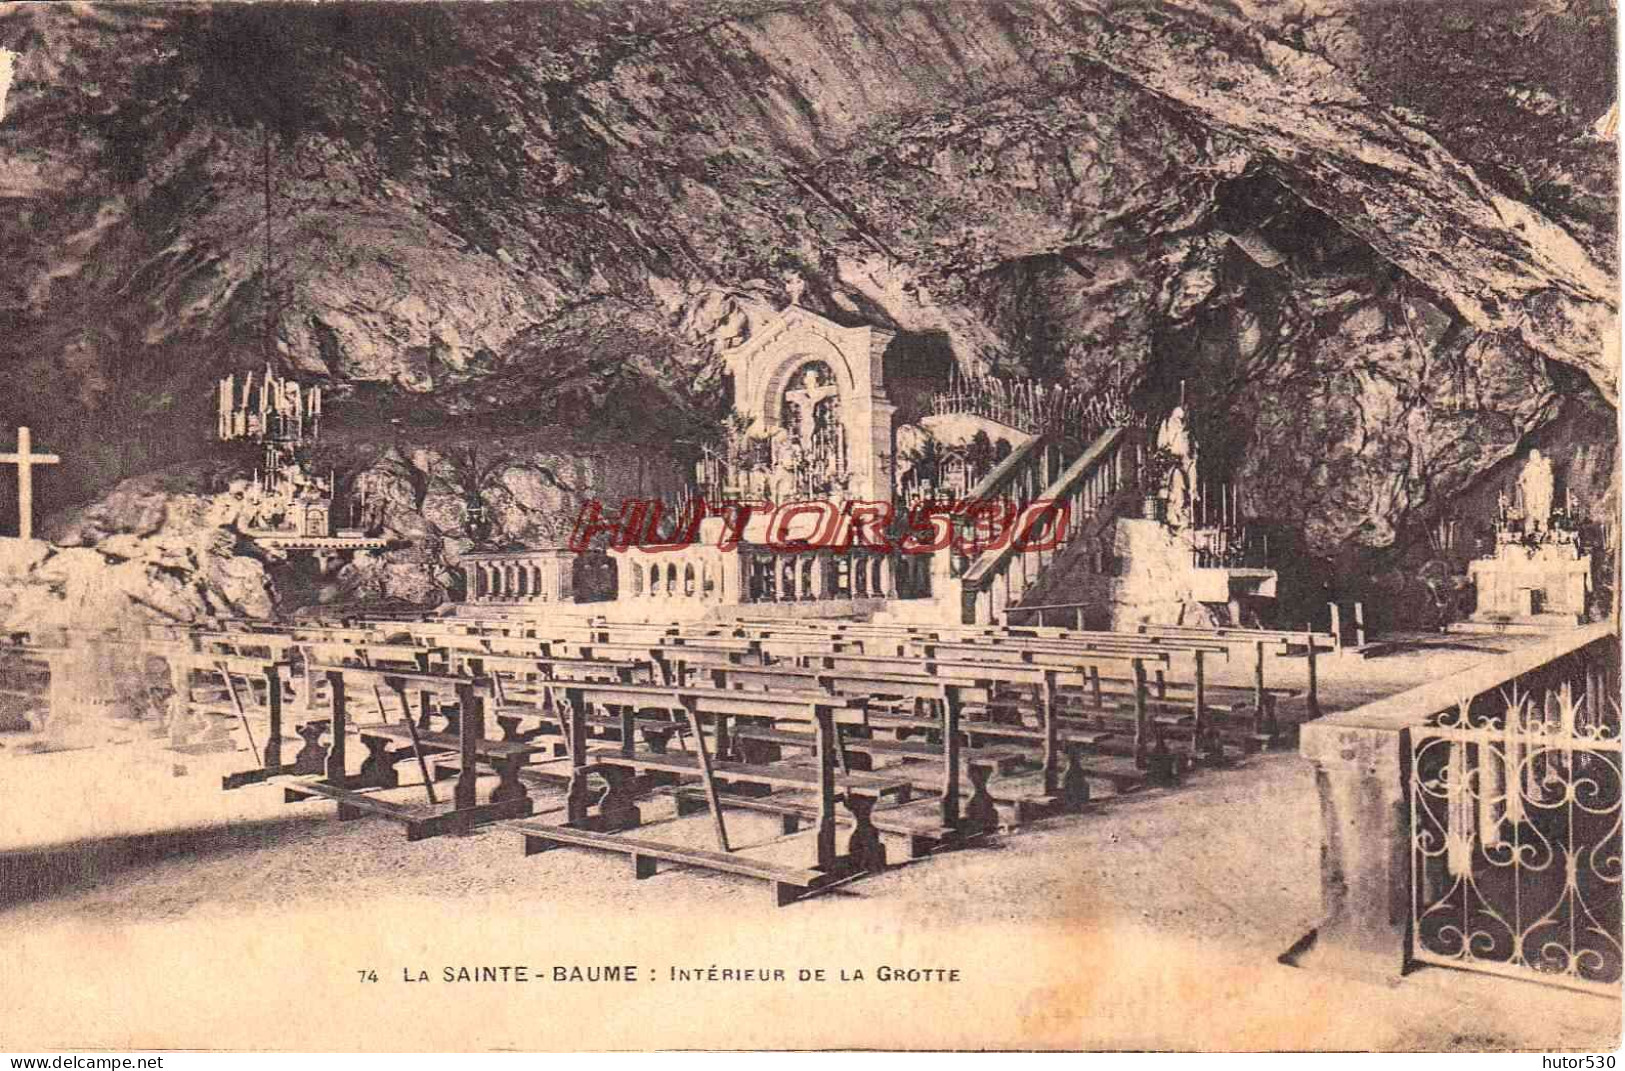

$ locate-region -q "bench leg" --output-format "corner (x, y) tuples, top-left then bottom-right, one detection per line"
(632, 853), (658, 880)
(489, 756), (531, 806)
(589, 766), (641, 832)
(675, 790), (709, 818)
(1060, 746), (1092, 812)
(906, 833), (939, 860)
(735, 736), (780, 765)
(641, 726), (675, 756)
(1146, 730), (1180, 787)
(336, 801), (367, 823)
(524, 834), (562, 856)
(843, 795), (886, 873)
(781, 814), (802, 835)
(773, 880), (808, 907)
(292, 721), (330, 776)
(357, 736), (401, 790)
(963, 763), (998, 835)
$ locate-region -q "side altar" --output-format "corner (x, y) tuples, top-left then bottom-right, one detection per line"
(216, 367), (387, 571)
(1465, 451), (1592, 628)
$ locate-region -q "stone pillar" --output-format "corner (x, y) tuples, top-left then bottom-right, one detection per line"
(810, 552), (826, 600)
(1295, 718), (1412, 979)
(1293, 622), (1617, 981)
(553, 550), (575, 603)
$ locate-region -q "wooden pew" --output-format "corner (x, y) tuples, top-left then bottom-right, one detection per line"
(692, 664), (1049, 825)
(795, 650), (1178, 786)
(279, 665), (537, 841)
(511, 681), (912, 904)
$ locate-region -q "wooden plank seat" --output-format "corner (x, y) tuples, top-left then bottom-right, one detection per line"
(1136, 624), (1335, 649)
(515, 679), (914, 890)
(665, 787), (961, 861)
(712, 653), (1162, 800)
(298, 641), (449, 671)
(451, 651), (650, 682)
(906, 641), (1170, 669)
(725, 619), (1226, 654)
(912, 723), (1156, 791)
(508, 820), (834, 907)
(1059, 708), (1260, 755)
(474, 704), (688, 756)
(802, 649), (1269, 756)
(729, 724), (1029, 776)
(357, 721), (548, 760)
(283, 777), (532, 841)
(687, 663), (1097, 820)
(583, 746), (913, 799)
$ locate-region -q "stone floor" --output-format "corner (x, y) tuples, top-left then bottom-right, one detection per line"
(0, 629), (1617, 1051)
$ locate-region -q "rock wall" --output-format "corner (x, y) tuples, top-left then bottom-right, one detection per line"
(0, 2), (1614, 617)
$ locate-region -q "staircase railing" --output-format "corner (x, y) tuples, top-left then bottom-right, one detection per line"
(958, 426), (1138, 624)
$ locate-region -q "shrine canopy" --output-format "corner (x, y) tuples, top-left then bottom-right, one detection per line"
(721, 305), (897, 506)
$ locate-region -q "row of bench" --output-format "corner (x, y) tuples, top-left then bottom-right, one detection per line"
(175, 612), (1310, 904)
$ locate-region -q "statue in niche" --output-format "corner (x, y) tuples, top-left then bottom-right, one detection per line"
(1518, 448), (1555, 532)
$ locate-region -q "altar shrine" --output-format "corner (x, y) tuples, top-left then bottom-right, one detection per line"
(1466, 449), (1593, 628)
(459, 303), (1284, 627)
(700, 302), (899, 505)
(214, 369), (386, 568)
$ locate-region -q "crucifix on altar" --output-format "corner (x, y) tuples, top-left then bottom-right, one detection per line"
(1, 426), (61, 541)
(783, 366), (840, 450)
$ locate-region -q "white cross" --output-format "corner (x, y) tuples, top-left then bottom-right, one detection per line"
(0, 427), (60, 540)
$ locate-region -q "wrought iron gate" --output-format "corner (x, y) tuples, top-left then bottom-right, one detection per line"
(1411, 684), (1622, 995)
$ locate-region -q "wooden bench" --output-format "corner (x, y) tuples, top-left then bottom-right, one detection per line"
(514, 679), (913, 894)
(797, 649), (1177, 777)
(666, 787), (962, 861)
(693, 662), (1098, 816)
(272, 665), (536, 839)
(508, 820), (835, 906)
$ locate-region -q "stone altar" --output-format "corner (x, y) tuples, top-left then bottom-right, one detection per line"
(1468, 535), (1591, 624)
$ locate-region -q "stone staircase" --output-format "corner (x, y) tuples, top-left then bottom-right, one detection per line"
(952, 426), (1145, 625)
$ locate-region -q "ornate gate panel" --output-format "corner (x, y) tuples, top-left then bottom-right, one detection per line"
(1411, 685), (1622, 995)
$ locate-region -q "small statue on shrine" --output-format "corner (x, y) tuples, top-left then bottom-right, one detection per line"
(1155, 404), (1198, 529)
(1518, 449), (1555, 533)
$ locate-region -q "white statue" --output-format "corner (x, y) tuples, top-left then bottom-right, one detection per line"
(1518, 449), (1555, 532)
(1156, 405), (1198, 529)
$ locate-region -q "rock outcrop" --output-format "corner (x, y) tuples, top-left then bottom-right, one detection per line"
(5, 467), (275, 632)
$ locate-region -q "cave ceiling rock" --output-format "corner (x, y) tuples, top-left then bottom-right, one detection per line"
(1034, 0), (1617, 401)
